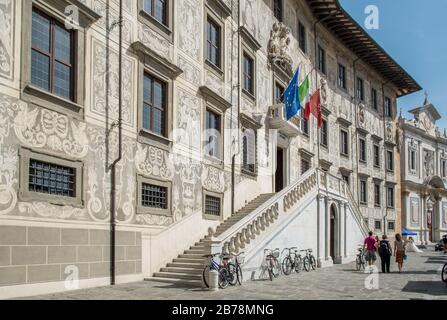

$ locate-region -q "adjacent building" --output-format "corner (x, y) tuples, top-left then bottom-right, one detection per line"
(399, 97), (447, 244)
(0, 0), (420, 298)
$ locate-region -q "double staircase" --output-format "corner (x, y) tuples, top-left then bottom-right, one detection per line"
(150, 193), (275, 286)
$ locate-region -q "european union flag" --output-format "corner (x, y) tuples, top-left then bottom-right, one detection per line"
(284, 68), (301, 120)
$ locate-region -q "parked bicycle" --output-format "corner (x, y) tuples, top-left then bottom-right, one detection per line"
(356, 247), (366, 271)
(229, 252), (244, 286)
(301, 249), (317, 272)
(202, 253), (236, 289)
(442, 262), (447, 284)
(264, 248), (281, 281)
(281, 247), (303, 275)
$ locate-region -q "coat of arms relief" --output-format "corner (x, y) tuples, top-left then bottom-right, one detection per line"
(267, 22), (293, 75)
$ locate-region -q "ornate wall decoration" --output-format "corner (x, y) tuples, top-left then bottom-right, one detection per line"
(0, 146), (17, 215)
(0, 0), (13, 80)
(139, 24), (172, 61)
(178, 0), (200, 61)
(93, 0), (132, 43)
(358, 104), (365, 128)
(176, 89), (200, 149)
(136, 213), (173, 226)
(267, 22), (292, 74)
(242, 0), (256, 37)
(92, 40), (134, 126)
(178, 55), (200, 86)
(121, 174), (135, 223)
(18, 202), (87, 220)
(172, 154), (201, 216)
(13, 105), (89, 159)
(410, 197), (419, 227)
(135, 144), (174, 180)
(424, 150), (434, 177)
(320, 78), (328, 106)
(202, 165), (226, 193)
(205, 71), (224, 95)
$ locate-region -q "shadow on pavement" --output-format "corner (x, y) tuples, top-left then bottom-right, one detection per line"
(402, 281), (447, 296)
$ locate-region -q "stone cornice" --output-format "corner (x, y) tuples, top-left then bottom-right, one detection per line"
(199, 86), (232, 112)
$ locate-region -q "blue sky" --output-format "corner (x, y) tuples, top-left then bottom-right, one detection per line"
(339, 0), (447, 129)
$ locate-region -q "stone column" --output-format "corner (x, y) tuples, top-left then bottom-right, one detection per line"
(141, 232), (151, 279)
(343, 202), (348, 258)
(317, 194), (326, 267)
(325, 197), (332, 262)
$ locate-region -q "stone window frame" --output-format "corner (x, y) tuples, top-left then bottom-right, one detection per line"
(203, 2), (228, 79)
(373, 180), (382, 208)
(132, 41), (182, 151)
(359, 177), (368, 206)
(386, 184), (396, 209)
(19, 147), (84, 207)
(358, 136), (367, 164)
(386, 148), (395, 172)
(320, 118), (329, 149)
(202, 189), (224, 221)
(374, 220), (382, 231)
(137, 0), (174, 43)
(136, 175), (172, 216)
(203, 104), (224, 167)
(339, 127), (349, 157)
(273, 0), (284, 22)
(373, 142), (381, 168)
(317, 44), (327, 75)
(371, 87), (378, 111)
(356, 77), (365, 102)
(240, 26), (260, 103)
(20, 0), (100, 119)
(298, 20), (307, 55)
(240, 114), (261, 178)
(387, 221), (395, 231)
(408, 143), (418, 176)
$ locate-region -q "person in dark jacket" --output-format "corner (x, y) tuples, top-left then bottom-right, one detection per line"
(378, 234), (392, 273)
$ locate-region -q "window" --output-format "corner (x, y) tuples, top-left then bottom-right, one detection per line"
(242, 127), (257, 175)
(206, 17), (221, 68)
(338, 64), (346, 90)
(374, 144), (380, 167)
(275, 82), (284, 104)
(317, 46), (326, 74)
(360, 179), (368, 205)
(31, 8), (74, 101)
(143, 73), (167, 137)
(388, 221), (395, 231)
(321, 119), (328, 147)
(273, 0), (282, 21)
(441, 159), (447, 178)
(374, 183), (381, 207)
(409, 149), (417, 173)
(386, 150), (394, 172)
(375, 220), (382, 231)
(29, 159), (76, 198)
(387, 186), (395, 208)
(356, 77), (364, 101)
(205, 109), (221, 159)
(385, 97), (392, 118)
(359, 138), (367, 163)
(301, 109), (309, 135)
(143, 0), (168, 26)
(371, 88), (378, 110)
(301, 159), (311, 175)
(340, 129), (349, 156)
(141, 183), (168, 209)
(243, 53), (254, 95)
(205, 194), (221, 217)
(298, 22), (306, 53)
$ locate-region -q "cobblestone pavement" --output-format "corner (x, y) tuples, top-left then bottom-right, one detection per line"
(24, 248), (447, 300)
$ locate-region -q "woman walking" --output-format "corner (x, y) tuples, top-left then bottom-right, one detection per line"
(394, 233), (406, 273)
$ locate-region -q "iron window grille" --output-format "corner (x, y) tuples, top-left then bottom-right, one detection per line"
(205, 195), (221, 216)
(141, 183), (168, 209)
(28, 159), (76, 198)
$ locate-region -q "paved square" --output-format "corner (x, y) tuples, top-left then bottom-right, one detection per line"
(23, 249), (447, 300)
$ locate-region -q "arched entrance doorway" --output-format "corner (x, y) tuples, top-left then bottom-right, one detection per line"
(423, 176), (444, 242)
(330, 204), (336, 260)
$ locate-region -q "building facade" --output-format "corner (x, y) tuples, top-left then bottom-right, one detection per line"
(0, 0), (420, 298)
(399, 99), (447, 244)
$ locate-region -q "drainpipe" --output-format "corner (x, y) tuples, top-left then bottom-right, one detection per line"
(110, 0), (123, 286)
(352, 57), (360, 209)
(231, 0), (241, 216)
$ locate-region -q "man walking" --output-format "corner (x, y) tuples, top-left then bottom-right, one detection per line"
(364, 231), (378, 272)
(378, 235), (392, 273)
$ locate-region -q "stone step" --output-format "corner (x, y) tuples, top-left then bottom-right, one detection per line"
(173, 257), (204, 264)
(179, 253), (205, 259)
(153, 272), (202, 280)
(145, 277), (202, 287)
(167, 262), (204, 269)
(160, 267), (202, 274)
(184, 249), (205, 254)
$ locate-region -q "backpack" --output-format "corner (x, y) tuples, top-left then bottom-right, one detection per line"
(378, 240), (391, 256)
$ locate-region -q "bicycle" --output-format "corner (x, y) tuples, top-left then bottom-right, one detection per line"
(229, 252), (244, 286)
(356, 247), (366, 271)
(442, 262), (447, 283)
(301, 249), (317, 272)
(202, 253), (235, 289)
(264, 248), (281, 281)
(281, 247), (303, 275)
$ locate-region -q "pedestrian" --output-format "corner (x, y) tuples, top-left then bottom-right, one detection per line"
(378, 235), (392, 273)
(364, 231), (378, 272)
(394, 233), (406, 273)
(443, 235), (447, 254)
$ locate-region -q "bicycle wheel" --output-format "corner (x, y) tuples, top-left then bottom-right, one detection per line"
(282, 256), (293, 275)
(273, 258), (281, 277)
(294, 256), (303, 273)
(218, 268), (230, 289)
(227, 263), (238, 286)
(202, 265), (210, 288)
(355, 256), (361, 271)
(267, 260), (274, 281)
(303, 256), (310, 272)
(442, 263), (447, 283)
(236, 264), (243, 285)
(310, 255), (317, 270)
